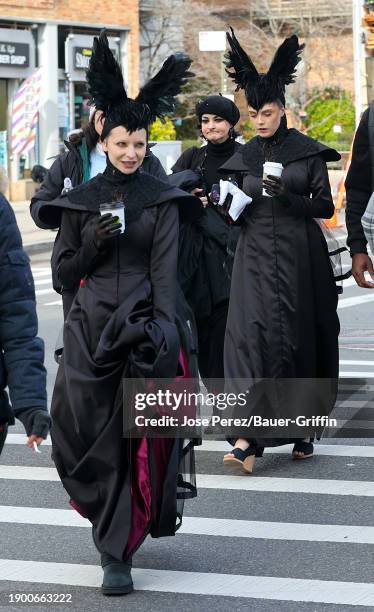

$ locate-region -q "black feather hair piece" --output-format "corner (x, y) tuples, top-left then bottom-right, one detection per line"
(224, 27), (305, 110)
(86, 30), (194, 133)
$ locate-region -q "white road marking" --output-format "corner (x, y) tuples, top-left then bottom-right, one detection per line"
(0, 560), (374, 605)
(2, 465), (374, 497)
(1, 506), (374, 546)
(338, 294), (374, 309)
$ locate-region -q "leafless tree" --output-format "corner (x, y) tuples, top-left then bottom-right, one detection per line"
(140, 0), (184, 84)
(182, 0), (353, 130)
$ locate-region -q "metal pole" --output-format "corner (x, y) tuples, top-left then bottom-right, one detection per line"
(353, 0), (365, 126)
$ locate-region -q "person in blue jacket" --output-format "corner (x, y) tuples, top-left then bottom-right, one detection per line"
(0, 184), (51, 454)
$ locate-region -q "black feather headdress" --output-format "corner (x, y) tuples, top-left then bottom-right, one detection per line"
(224, 27), (305, 110)
(86, 30), (194, 134)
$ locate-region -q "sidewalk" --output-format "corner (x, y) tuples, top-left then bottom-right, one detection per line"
(10, 200), (57, 254)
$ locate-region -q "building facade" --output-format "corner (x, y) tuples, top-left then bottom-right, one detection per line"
(0, 0), (140, 191)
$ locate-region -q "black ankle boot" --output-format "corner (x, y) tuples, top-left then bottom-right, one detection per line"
(100, 552), (133, 596)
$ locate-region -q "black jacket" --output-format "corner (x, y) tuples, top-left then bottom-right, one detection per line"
(345, 107), (372, 255)
(0, 194), (47, 425)
(172, 141), (242, 321)
(30, 138), (168, 230)
(29, 135), (168, 317)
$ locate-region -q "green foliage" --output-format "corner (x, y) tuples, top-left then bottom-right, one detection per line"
(241, 120), (256, 141)
(149, 117), (176, 141)
(305, 89), (355, 145)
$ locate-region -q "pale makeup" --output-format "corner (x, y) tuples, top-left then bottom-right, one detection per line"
(248, 102), (285, 138)
(201, 114), (231, 144)
(101, 126), (147, 174)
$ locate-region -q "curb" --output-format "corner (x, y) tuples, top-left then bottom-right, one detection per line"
(24, 241), (54, 256)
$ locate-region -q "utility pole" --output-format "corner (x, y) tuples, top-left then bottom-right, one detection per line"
(353, 0), (365, 126)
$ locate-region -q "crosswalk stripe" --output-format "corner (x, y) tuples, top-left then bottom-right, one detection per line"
(6, 434), (51, 445)
(0, 466), (59, 481)
(196, 475), (374, 496)
(3, 465), (374, 497)
(340, 360), (374, 366)
(4, 435), (374, 458)
(2, 505), (374, 545)
(335, 400), (374, 407)
(196, 441), (374, 457)
(35, 288), (56, 297)
(0, 559), (374, 605)
(338, 294), (374, 309)
(340, 371), (374, 377)
(31, 268), (50, 276)
(33, 278), (52, 287)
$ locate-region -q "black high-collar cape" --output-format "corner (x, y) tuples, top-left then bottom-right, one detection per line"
(36, 167), (203, 227)
(220, 128), (341, 177)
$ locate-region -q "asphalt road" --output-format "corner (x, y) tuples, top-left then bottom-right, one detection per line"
(2, 245), (374, 611)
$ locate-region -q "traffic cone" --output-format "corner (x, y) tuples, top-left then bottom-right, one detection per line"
(325, 209), (338, 229)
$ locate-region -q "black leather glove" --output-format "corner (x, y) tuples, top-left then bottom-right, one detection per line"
(93, 213), (122, 250)
(16, 408), (51, 438)
(262, 175), (289, 202)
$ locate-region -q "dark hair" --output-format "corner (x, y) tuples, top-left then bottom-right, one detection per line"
(68, 111), (101, 152)
(31, 164), (47, 183)
(100, 120), (149, 141)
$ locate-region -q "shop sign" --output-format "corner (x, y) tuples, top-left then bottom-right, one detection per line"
(0, 42), (29, 67)
(74, 47), (92, 69)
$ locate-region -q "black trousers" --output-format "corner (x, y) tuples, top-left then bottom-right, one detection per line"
(196, 301), (228, 394)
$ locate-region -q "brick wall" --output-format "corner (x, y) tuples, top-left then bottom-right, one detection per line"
(0, 0), (140, 95)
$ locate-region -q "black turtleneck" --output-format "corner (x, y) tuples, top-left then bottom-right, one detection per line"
(202, 137), (236, 194)
(257, 117), (289, 163)
(103, 157), (140, 184)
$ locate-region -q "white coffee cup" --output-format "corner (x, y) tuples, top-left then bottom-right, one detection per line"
(99, 202), (125, 233)
(262, 161), (283, 197)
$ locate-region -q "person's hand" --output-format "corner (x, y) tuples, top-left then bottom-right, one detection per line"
(352, 253), (374, 288)
(191, 188), (208, 207)
(94, 213), (122, 250)
(26, 434), (45, 449)
(262, 175), (288, 198)
(16, 408), (51, 449)
(218, 180), (252, 221)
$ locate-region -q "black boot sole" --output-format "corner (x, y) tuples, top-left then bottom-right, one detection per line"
(101, 583), (134, 596)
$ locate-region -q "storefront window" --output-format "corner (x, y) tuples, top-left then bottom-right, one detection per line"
(74, 82), (90, 130)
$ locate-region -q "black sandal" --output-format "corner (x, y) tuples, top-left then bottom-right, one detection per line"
(223, 446), (256, 473)
(292, 440), (314, 460)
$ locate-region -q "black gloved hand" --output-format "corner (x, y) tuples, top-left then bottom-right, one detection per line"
(262, 175), (289, 201)
(16, 408), (51, 439)
(93, 213), (122, 250)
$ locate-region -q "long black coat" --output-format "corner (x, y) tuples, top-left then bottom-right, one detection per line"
(172, 142), (242, 320)
(49, 172), (201, 560)
(220, 130), (341, 443)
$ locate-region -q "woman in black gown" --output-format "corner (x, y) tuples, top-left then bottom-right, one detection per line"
(219, 30), (340, 473)
(47, 32), (201, 595)
(172, 95), (242, 393)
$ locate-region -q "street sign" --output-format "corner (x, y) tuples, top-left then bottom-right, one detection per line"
(199, 31), (226, 52)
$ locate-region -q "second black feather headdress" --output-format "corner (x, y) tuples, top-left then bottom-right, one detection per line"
(86, 30), (194, 133)
(224, 27), (305, 110)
